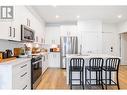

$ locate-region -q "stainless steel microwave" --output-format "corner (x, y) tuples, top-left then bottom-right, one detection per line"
(21, 25), (35, 42)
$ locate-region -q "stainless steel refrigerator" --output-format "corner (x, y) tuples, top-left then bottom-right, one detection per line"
(60, 36), (78, 68)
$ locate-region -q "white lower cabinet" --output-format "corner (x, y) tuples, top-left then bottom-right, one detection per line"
(0, 59), (31, 89)
(42, 54), (48, 74)
(48, 52), (60, 68)
(12, 61), (31, 89)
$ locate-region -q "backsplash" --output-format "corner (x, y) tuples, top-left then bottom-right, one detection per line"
(0, 40), (43, 52)
(0, 40), (24, 52)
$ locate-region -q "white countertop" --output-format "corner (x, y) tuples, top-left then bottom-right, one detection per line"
(0, 52), (49, 66)
(66, 54), (121, 59)
(0, 57), (31, 66)
(32, 52), (48, 56)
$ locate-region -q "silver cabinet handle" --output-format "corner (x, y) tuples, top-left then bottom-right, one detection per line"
(22, 85), (27, 90)
(20, 72), (27, 77)
(20, 64), (27, 68)
(13, 28), (15, 37)
(9, 27), (12, 37)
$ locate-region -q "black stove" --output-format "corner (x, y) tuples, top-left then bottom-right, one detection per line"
(31, 55), (42, 89)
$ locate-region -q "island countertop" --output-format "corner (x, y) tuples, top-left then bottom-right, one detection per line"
(66, 54), (121, 59)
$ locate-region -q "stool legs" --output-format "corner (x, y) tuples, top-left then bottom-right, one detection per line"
(116, 71), (120, 90)
(70, 71), (72, 89)
(101, 70), (104, 89)
(69, 70), (84, 89)
(80, 71), (81, 85)
(104, 70), (120, 90)
(109, 71), (111, 85)
(105, 70), (107, 89)
(85, 68), (87, 85)
(96, 71), (97, 84)
(89, 70), (91, 87)
(82, 70), (84, 89)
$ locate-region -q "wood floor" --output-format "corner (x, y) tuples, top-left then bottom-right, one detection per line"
(36, 66), (127, 90)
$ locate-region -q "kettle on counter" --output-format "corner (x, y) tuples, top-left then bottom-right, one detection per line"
(6, 49), (13, 58)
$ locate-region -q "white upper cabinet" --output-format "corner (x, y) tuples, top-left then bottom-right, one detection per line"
(0, 7), (21, 41)
(60, 25), (77, 36)
(78, 20), (102, 32)
(45, 26), (60, 45)
(0, 21), (12, 40)
(0, 6), (45, 42)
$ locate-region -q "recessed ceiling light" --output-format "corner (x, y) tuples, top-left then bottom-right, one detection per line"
(55, 15), (60, 18)
(117, 15), (122, 18)
(77, 15), (80, 19)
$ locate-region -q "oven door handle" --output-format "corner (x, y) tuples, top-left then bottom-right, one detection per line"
(32, 60), (42, 65)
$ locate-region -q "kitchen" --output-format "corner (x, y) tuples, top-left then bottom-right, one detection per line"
(0, 6), (127, 90)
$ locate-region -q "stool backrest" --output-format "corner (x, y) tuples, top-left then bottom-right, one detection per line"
(105, 58), (120, 70)
(89, 58), (103, 68)
(70, 58), (84, 68)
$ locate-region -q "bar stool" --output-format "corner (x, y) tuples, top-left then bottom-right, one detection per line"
(69, 58), (85, 89)
(102, 58), (120, 89)
(85, 58), (104, 89)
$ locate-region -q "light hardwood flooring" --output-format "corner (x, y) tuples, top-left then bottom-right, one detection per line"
(36, 66), (127, 90)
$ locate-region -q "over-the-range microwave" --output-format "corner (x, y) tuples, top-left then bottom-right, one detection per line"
(21, 25), (35, 42)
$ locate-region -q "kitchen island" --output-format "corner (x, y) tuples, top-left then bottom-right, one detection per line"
(65, 54), (121, 84)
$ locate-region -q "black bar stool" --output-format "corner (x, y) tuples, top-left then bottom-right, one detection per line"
(102, 58), (120, 89)
(69, 58), (85, 89)
(85, 58), (104, 89)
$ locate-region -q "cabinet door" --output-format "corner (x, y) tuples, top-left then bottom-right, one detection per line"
(55, 53), (60, 68)
(49, 53), (57, 68)
(0, 21), (12, 40)
(60, 25), (77, 36)
(12, 6), (22, 41)
(82, 32), (101, 53)
(45, 26), (60, 45)
(48, 53), (54, 67)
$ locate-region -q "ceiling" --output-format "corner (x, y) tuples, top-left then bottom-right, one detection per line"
(31, 6), (127, 24)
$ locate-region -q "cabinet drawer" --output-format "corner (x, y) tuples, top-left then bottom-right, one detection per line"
(13, 61), (30, 74)
(13, 77), (31, 90)
(13, 70), (31, 89)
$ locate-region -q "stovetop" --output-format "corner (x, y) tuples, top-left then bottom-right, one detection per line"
(31, 55), (42, 62)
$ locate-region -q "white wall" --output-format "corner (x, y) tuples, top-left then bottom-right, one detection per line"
(102, 23), (120, 56)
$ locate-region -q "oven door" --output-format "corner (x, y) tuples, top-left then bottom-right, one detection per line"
(31, 59), (42, 89)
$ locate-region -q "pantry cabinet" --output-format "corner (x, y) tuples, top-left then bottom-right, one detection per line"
(77, 20), (102, 54)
